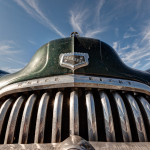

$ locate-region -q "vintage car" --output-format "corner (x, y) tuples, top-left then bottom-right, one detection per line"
(0, 32), (150, 149)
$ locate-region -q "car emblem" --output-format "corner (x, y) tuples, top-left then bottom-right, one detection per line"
(59, 52), (89, 71)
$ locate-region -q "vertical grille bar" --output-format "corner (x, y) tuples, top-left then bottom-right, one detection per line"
(51, 92), (63, 143)
(99, 91), (116, 142)
(70, 91), (79, 136)
(34, 93), (49, 143)
(113, 92), (132, 142)
(19, 94), (36, 144)
(4, 96), (25, 144)
(138, 96), (150, 124)
(86, 91), (98, 141)
(126, 94), (147, 142)
(0, 99), (13, 138)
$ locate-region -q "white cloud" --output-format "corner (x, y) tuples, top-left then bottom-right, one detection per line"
(129, 27), (136, 32)
(0, 41), (20, 55)
(28, 40), (36, 45)
(123, 33), (138, 39)
(7, 57), (27, 66)
(69, 0), (107, 37)
(70, 9), (88, 34)
(113, 42), (119, 50)
(115, 21), (150, 70)
(84, 28), (105, 37)
(0, 41), (27, 73)
(95, 0), (105, 19)
(120, 45), (130, 51)
(132, 61), (141, 68)
(14, 0), (65, 37)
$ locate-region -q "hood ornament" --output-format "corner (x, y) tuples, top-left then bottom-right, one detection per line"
(59, 52), (89, 71)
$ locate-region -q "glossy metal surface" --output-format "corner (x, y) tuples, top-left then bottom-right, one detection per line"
(113, 92), (132, 142)
(100, 91), (116, 142)
(0, 74), (150, 99)
(57, 135), (95, 150)
(126, 94), (147, 141)
(70, 91), (79, 135)
(34, 93), (49, 143)
(138, 96), (150, 127)
(59, 52), (89, 71)
(19, 94), (36, 144)
(86, 92), (98, 141)
(0, 98), (12, 137)
(51, 92), (63, 143)
(4, 96), (24, 144)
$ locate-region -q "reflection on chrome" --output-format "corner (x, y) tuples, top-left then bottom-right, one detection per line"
(70, 91), (79, 136)
(0, 98), (13, 138)
(86, 91), (98, 141)
(19, 94), (36, 144)
(51, 92), (63, 143)
(126, 94), (147, 142)
(100, 91), (116, 142)
(113, 92), (132, 142)
(34, 93), (49, 143)
(138, 96), (150, 129)
(4, 96), (25, 144)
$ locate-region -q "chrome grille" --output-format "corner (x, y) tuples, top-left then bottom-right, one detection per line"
(0, 88), (150, 144)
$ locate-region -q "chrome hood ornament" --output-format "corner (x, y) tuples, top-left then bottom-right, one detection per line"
(59, 52), (89, 71)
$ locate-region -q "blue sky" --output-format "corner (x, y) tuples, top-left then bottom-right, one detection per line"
(0, 0), (150, 73)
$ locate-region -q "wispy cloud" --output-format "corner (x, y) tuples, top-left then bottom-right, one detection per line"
(114, 21), (150, 70)
(28, 40), (36, 45)
(14, 0), (65, 37)
(123, 33), (138, 39)
(0, 40), (26, 73)
(70, 9), (88, 34)
(69, 0), (107, 37)
(132, 61), (141, 68)
(95, 0), (105, 21)
(7, 57), (27, 66)
(1, 67), (22, 73)
(0, 41), (20, 55)
(113, 41), (119, 50)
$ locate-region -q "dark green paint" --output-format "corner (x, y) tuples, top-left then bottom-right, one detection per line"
(0, 36), (150, 89)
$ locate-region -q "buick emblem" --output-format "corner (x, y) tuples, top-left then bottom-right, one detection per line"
(59, 52), (89, 71)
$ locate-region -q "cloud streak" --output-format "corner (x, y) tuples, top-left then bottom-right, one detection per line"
(70, 9), (88, 34)
(114, 21), (150, 71)
(0, 41), (20, 55)
(0, 40), (27, 73)
(14, 0), (65, 37)
(69, 0), (106, 37)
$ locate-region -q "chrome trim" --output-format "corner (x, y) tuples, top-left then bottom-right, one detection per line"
(51, 92), (63, 143)
(113, 92), (132, 142)
(126, 94), (147, 141)
(34, 93), (49, 143)
(19, 94), (36, 144)
(70, 91), (79, 136)
(57, 135), (95, 150)
(86, 92), (98, 141)
(138, 96), (150, 127)
(0, 98), (13, 137)
(4, 96), (24, 144)
(100, 91), (116, 142)
(0, 74), (150, 98)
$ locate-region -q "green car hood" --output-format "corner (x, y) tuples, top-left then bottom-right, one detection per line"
(0, 36), (150, 89)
